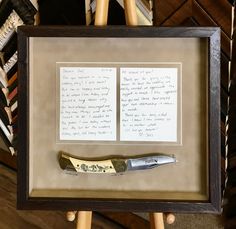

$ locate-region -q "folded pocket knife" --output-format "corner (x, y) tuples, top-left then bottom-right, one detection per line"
(58, 151), (177, 174)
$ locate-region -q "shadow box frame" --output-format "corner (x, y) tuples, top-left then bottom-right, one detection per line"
(17, 26), (221, 213)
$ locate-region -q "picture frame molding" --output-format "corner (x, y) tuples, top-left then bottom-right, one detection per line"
(17, 26), (221, 213)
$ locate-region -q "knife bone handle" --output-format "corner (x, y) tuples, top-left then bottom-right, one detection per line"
(59, 151), (117, 174)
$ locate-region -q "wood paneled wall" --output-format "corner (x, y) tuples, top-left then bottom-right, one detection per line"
(153, 0), (233, 196)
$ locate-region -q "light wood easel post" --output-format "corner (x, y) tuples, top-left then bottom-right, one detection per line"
(67, 1), (175, 228)
(67, 211), (92, 229)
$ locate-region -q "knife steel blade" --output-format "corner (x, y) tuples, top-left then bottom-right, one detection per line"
(58, 151), (177, 174)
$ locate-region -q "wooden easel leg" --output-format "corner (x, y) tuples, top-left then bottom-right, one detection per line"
(150, 213), (165, 229)
(95, 0), (109, 26)
(149, 213), (176, 229)
(124, 0), (138, 25)
(66, 211), (92, 229)
(76, 211), (92, 229)
(67, 1), (107, 228)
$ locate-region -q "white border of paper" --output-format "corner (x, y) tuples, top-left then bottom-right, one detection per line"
(56, 62), (181, 145)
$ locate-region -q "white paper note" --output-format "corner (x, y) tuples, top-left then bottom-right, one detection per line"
(120, 67), (178, 142)
(60, 67), (116, 141)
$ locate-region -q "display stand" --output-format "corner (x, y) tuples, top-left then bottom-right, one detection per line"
(66, 0), (175, 228)
(66, 211), (175, 229)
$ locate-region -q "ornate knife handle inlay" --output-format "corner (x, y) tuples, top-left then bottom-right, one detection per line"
(79, 163), (112, 173)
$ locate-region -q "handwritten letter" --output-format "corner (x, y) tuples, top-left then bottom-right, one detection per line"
(60, 67), (116, 141)
(120, 68), (178, 142)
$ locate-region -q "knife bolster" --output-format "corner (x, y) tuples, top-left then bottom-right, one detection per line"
(58, 152), (77, 172)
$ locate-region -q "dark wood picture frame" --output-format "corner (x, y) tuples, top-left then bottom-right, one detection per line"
(17, 26), (221, 213)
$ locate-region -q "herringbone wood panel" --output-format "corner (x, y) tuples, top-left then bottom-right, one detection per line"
(153, 0), (232, 192)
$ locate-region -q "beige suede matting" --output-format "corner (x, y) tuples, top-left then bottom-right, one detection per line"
(28, 37), (208, 200)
